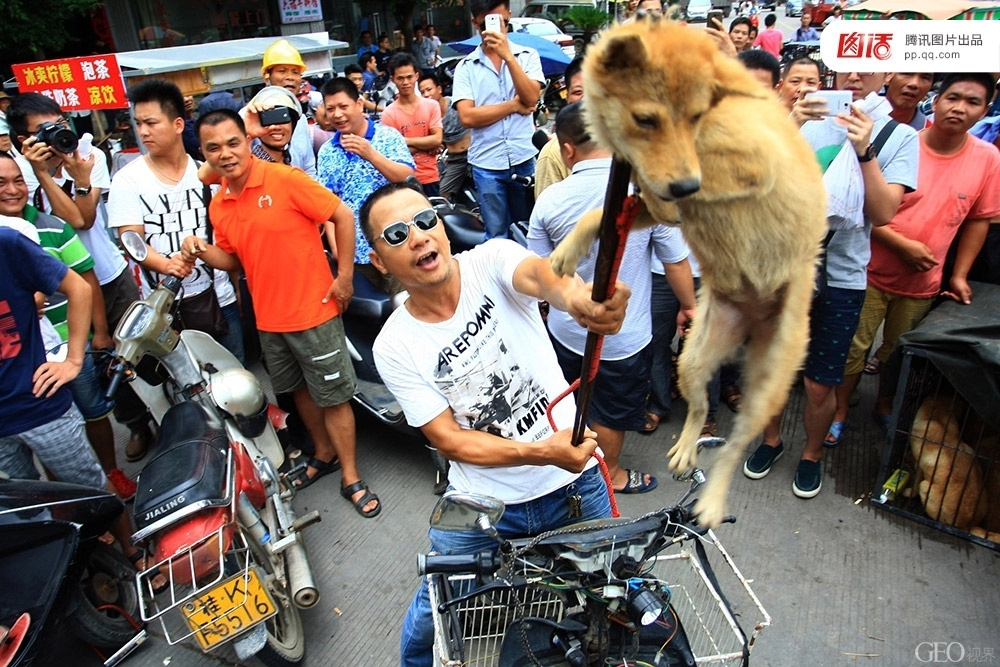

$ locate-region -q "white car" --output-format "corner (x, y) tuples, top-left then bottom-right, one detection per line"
(507, 17), (577, 58)
(686, 0), (712, 22)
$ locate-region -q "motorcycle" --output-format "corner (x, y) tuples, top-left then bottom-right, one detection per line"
(419, 471), (770, 666)
(106, 231), (320, 666)
(0, 479), (145, 667)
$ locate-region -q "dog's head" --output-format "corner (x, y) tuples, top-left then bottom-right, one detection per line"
(582, 20), (765, 201)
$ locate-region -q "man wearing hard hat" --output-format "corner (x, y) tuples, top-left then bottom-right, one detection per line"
(260, 39), (316, 178)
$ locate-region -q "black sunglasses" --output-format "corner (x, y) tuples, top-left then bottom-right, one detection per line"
(378, 208), (439, 246)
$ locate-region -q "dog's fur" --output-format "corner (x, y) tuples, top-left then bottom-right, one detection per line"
(549, 20), (827, 527)
(910, 397), (989, 531)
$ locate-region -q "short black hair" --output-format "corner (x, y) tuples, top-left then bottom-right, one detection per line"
(738, 49), (781, 87)
(195, 108), (246, 140)
(6, 92), (63, 137)
(388, 52), (419, 77)
(555, 101), (593, 150)
(359, 181), (427, 249)
(321, 77), (361, 102)
(128, 78), (186, 121)
(782, 57), (820, 80)
(419, 72), (442, 87)
(361, 30), (372, 38)
(378, 33), (390, 42)
(359, 52), (376, 67)
(470, 0), (509, 18)
(564, 56), (584, 87)
(729, 16), (752, 33)
(937, 73), (996, 102)
(764, 13), (777, 27)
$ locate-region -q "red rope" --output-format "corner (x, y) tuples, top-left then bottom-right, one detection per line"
(545, 194), (643, 518)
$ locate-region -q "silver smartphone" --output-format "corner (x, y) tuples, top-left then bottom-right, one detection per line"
(804, 90), (854, 116)
(485, 13), (503, 33)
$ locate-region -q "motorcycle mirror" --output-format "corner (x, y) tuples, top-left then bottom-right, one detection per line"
(120, 230), (148, 263)
(429, 491), (505, 533)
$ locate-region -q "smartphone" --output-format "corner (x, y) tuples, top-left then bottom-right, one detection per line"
(804, 90), (854, 116)
(259, 106), (293, 126)
(484, 13), (503, 33)
(707, 10), (724, 28)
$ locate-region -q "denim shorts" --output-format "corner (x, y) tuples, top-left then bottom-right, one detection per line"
(805, 286), (866, 386)
(69, 343), (116, 421)
(551, 337), (652, 432)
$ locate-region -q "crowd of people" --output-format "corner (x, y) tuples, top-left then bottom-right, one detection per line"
(2, 2), (1000, 664)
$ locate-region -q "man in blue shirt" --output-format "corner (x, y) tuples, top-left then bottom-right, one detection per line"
(316, 77), (415, 293)
(452, 0), (543, 239)
(793, 12), (820, 42)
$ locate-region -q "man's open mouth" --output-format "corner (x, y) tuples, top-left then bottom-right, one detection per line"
(416, 251), (437, 267)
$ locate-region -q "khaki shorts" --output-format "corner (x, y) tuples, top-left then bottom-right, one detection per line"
(844, 285), (933, 376)
(259, 316), (357, 408)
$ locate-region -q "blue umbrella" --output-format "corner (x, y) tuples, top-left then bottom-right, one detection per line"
(446, 32), (571, 77)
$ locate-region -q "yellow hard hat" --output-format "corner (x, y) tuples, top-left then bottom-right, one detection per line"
(261, 39), (306, 76)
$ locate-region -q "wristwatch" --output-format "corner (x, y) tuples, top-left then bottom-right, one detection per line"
(74, 186), (93, 196)
(857, 144), (876, 163)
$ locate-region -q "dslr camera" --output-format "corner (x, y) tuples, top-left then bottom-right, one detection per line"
(35, 122), (79, 154)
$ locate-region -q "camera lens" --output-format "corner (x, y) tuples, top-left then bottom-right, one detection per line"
(51, 128), (79, 154)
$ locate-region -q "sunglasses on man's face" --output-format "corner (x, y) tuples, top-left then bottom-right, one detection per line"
(377, 208), (439, 246)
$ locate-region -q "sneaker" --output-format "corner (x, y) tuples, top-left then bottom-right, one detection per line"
(792, 459), (823, 498)
(743, 440), (784, 479)
(108, 468), (137, 501)
(125, 426), (151, 462)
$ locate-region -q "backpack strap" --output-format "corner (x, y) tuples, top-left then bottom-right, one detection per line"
(871, 119), (900, 159)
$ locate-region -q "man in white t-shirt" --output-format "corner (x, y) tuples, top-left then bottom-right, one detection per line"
(107, 79), (244, 369)
(8, 92), (153, 464)
(364, 182), (628, 666)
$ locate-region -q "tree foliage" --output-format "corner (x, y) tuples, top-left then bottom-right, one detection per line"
(0, 0), (101, 62)
(561, 6), (611, 51)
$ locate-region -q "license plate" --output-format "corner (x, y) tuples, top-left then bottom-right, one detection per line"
(182, 569), (276, 650)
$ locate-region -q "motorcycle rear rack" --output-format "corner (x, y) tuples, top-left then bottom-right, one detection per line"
(135, 520), (259, 647)
(428, 529), (771, 666)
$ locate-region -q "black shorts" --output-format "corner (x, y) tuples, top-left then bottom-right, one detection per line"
(805, 286), (865, 386)
(551, 337), (651, 432)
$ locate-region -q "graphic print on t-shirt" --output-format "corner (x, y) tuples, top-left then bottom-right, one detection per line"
(0, 300), (22, 360)
(139, 187), (214, 295)
(432, 294), (552, 441)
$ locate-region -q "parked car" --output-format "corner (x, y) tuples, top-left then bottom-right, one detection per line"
(686, 0), (712, 21)
(785, 0), (804, 16)
(507, 17), (576, 58)
(759, 0), (777, 9)
(521, 0), (597, 37)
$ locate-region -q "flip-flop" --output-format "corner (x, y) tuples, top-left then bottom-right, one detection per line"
(288, 456), (341, 490)
(341, 480), (382, 518)
(872, 412), (892, 436)
(701, 418), (719, 438)
(615, 469), (658, 494)
(824, 420), (848, 447)
(863, 358), (881, 375)
(721, 384), (743, 413)
(640, 412), (662, 435)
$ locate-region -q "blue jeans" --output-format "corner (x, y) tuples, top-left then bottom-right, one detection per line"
(648, 272), (681, 418)
(70, 342), (115, 421)
(218, 302), (246, 367)
(399, 466), (611, 667)
(471, 159), (534, 240)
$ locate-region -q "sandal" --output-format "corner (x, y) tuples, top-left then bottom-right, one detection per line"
(288, 456), (341, 490)
(341, 480), (382, 518)
(129, 551), (168, 595)
(701, 418), (719, 438)
(721, 384), (743, 412)
(615, 469), (659, 494)
(824, 420), (848, 447)
(872, 412), (892, 437)
(863, 358), (881, 375)
(640, 411), (662, 435)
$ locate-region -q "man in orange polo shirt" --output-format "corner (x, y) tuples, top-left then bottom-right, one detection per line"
(180, 108), (381, 518)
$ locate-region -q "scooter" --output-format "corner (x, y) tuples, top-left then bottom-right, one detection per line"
(105, 231), (320, 666)
(0, 479), (145, 667)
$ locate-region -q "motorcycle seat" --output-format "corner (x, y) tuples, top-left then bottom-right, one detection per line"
(134, 403), (230, 530)
(346, 270), (392, 322)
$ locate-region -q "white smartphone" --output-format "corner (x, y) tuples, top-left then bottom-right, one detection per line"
(804, 90), (854, 116)
(484, 13), (503, 33)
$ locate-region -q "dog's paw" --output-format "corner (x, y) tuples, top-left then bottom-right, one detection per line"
(667, 439), (698, 474)
(549, 244), (581, 277)
(694, 494), (728, 530)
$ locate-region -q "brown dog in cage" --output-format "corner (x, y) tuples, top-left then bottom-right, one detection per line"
(910, 397), (990, 532)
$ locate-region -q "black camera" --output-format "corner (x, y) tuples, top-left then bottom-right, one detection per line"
(258, 106), (296, 127)
(35, 122), (79, 154)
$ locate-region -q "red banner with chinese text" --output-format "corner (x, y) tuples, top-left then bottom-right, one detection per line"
(11, 54), (129, 111)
